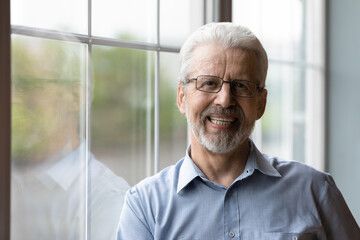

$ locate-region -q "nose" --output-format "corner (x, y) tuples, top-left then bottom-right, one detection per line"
(213, 82), (236, 108)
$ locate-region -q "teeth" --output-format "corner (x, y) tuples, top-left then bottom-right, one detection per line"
(209, 117), (235, 126)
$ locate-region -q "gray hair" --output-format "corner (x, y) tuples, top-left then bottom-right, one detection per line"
(179, 22), (268, 88)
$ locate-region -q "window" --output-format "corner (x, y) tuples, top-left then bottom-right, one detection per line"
(4, 0), (326, 238)
(10, 0), (204, 239)
(233, 0), (326, 170)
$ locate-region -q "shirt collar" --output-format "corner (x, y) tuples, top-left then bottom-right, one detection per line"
(176, 139), (281, 193)
(37, 142), (89, 190)
(177, 145), (201, 193)
(247, 139), (281, 178)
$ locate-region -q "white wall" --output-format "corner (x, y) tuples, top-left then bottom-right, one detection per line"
(327, 0), (360, 225)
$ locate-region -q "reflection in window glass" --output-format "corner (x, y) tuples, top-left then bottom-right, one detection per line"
(11, 0), (87, 34)
(159, 52), (187, 170)
(10, 35), (88, 239)
(91, 46), (154, 186)
(92, 0), (157, 42)
(10, 35), (129, 240)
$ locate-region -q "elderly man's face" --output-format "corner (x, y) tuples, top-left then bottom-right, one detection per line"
(177, 43), (267, 154)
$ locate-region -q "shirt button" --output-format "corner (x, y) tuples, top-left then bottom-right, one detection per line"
(227, 190), (232, 196)
(292, 236), (298, 240)
(228, 231), (235, 238)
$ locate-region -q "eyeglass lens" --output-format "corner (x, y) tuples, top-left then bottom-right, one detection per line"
(196, 76), (256, 97)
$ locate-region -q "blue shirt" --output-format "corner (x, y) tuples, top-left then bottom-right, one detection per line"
(117, 140), (360, 240)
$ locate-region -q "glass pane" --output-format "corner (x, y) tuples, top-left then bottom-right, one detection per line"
(91, 46), (154, 187)
(232, 0), (305, 62)
(11, 0), (87, 34)
(92, 0), (157, 43)
(159, 52), (187, 170)
(259, 64), (306, 162)
(11, 35), (87, 239)
(160, 0), (204, 47)
(233, 0), (313, 165)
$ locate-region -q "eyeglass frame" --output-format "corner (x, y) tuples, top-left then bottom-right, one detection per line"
(185, 75), (264, 98)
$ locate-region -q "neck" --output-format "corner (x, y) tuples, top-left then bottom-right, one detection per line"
(190, 135), (250, 188)
(39, 120), (80, 165)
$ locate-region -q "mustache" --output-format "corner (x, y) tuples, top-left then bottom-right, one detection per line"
(200, 106), (244, 121)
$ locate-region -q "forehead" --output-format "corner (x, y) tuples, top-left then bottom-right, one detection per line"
(190, 43), (260, 81)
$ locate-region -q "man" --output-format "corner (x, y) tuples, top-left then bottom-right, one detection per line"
(117, 23), (360, 239)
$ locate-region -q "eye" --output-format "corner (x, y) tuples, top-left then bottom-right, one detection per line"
(197, 76), (221, 90)
(232, 80), (254, 94)
(234, 82), (246, 88)
(204, 80), (216, 86)
(233, 80), (250, 90)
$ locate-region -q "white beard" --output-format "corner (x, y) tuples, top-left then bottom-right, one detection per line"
(185, 102), (254, 154)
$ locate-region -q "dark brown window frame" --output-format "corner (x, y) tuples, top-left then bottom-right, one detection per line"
(0, 0), (11, 238)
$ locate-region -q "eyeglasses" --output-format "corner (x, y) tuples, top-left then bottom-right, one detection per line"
(186, 75), (263, 98)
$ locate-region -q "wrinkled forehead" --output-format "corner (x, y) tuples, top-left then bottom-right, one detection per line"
(189, 43), (261, 82)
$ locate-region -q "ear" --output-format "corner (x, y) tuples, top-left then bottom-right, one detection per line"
(177, 84), (186, 115)
(256, 89), (267, 120)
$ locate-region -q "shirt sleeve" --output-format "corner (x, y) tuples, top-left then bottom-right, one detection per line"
(117, 188), (153, 240)
(319, 175), (360, 240)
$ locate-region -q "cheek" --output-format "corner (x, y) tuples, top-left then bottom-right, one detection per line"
(238, 101), (258, 122)
(186, 94), (212, 119)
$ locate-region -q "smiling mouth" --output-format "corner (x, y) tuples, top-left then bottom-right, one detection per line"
(208, 116), (237, 126)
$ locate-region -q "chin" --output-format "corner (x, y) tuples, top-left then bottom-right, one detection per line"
(196, 128), (250, 154)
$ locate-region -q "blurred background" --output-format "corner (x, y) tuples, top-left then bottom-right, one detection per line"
(1, 0), (359, 238)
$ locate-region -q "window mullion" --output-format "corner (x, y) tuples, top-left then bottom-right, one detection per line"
(154, 0), (160, 174)
(85, 0), (92, 238)
(11, 25), (180, 53)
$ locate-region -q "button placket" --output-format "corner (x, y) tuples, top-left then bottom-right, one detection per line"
(224, 186), (239, 239)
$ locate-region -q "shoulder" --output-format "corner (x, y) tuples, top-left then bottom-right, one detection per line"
(264, 154), (335, 193)
(128, 158), (184, 202)
(266, 154), (329, 178)
(90, 155), (130, 192)
(122, 158), (184, 229)
(259, 154), (348, 217)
